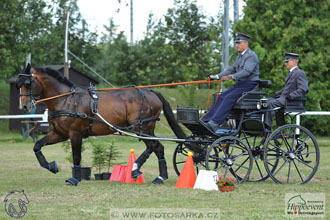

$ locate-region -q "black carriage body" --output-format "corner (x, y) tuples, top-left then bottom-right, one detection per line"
(177, 80), (307, 137)
(173, 80), (317, 185)
(177, 80), (272, 137)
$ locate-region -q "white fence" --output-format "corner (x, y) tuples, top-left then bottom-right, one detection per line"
(0, 110), (329, 126)
(0, 110), (48, 122)
(291, 111), (330, 126)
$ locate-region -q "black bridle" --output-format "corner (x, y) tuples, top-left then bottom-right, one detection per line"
(17, 71), (42, 109)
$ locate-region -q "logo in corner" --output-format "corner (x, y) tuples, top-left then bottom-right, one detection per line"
(288, 194), (306, 206)
(3, 190), (29, 218)
(285, 193), (325, 217)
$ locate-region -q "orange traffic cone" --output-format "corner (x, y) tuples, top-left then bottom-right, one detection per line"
(175, 152), (196, 188)
(109, 165), (127, 182)
(123, 149), (145, 183)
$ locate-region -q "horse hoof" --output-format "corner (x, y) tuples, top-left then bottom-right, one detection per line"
(152, 177), (164, 185)
(131, 169), (142, 180)
(65, 182), (73, 186)
(48, 161), (59, 174)
(65, 177), (80, 186)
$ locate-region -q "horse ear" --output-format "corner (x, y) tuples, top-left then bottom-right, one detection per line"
(25, 63), (31, 75)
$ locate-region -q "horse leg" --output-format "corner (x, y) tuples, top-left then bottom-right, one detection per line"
(152, 140), (168, 184)
(33, 131), (67, 174)
(132, 146), (153, 179)
(65, 133), (83, 186)
(132, 139), (168, 184)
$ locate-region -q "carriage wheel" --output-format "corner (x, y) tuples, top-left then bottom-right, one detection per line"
(173, 143), (190, 176)
(263, 124), (320, 184)
(205, 136), (253, 184)
(239, 133), (279, 182)
(173, 142), (211, 176)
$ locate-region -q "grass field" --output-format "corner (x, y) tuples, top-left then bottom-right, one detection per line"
(0, 129), (329, 220)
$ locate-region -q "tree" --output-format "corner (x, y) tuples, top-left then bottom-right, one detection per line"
(95, 0), (224, 86)
(235, 0), (330, 135)
(0, 0), (100, 80)
(0, 0), (54, 79)
(144, 0), (221, 83)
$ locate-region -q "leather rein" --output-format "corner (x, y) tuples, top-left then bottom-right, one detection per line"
(23, 78), (222, 137)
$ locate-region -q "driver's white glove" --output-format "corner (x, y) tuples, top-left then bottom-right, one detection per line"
(209, 74), (219, 80)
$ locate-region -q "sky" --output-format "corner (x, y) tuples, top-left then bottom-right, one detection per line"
(77, 0), (245, 41)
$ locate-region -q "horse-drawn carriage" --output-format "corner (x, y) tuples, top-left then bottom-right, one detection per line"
(174, 80), (319, 184)
(16, 64), (319, 186)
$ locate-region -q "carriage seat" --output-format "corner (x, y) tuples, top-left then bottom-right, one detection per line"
(275, 97), (306, 126)
(233, 80), (272, 110)
(282, 97), (306, 113)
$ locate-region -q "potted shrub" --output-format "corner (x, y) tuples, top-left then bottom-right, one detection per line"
(91, 141), (106, 180)
(216, 176), (236, 192)
(62, 140), (91, 180)
(102, 140), (121, 180)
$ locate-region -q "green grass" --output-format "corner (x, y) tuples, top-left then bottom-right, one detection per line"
(0, 131), (329, 220)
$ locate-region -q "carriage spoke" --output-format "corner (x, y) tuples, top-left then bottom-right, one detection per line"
(224, 166), (228, 178)
(293, 160), (304, 182)
(255, 160), (265, 177)
(300, 136), (312, 147)
(294, 144), (305, 153)
(266, 160), (276, 167)
(282, 133), (293, 152)
(267, 155), (282, 161)
(231, 152), (246, 160)
(273, 160), (288, 177)
(229, 142), (236, 156)
(291, 130), (296, 151)
(268, 143), (285, 154)
(231, 168), (241, 182)
(181, 149), (189, 154)
(287, 160), (291, 183)
(221, 146), (229, 158)
(252, 136), (257, 150)
(233, 162), (249, 171)
(295, 157), (315, 169)
(296, 151), (316, 156)
(234, 156), (249, 173)
(294, 136), (311, 154)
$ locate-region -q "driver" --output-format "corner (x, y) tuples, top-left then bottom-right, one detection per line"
(202, 32), (259, 131)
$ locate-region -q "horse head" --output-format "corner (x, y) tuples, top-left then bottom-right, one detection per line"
(16, 63), (43, 112)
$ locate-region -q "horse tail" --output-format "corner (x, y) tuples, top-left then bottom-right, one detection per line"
(151, 90), (187, 139)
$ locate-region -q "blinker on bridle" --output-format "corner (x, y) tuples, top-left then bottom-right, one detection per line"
(18, 70), (42, 109)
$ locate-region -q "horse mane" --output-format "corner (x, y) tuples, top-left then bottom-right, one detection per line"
(34, 66), (75, 88)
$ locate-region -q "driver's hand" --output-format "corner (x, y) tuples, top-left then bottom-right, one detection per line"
(209, 75), (219, 80)
(220, 75), (232, 81)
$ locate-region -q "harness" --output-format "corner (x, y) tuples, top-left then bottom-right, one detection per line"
(122, 86), (160, 134)
(48, 85), (102, 138)
(48, 85), (159, 138)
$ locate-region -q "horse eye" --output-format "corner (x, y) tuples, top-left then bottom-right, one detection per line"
(23, 79), (31, 87)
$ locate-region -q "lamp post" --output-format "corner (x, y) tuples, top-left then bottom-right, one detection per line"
(64, 6), (70, 79)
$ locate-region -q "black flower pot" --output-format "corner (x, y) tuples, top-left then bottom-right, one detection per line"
(94, 173), (103, 180)
(81, 167), (91, 180)
(72, 167), (91, 180)
(102, 172), (111, 180)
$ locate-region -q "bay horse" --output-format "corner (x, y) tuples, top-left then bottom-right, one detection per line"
(16, 64), (187, 186)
